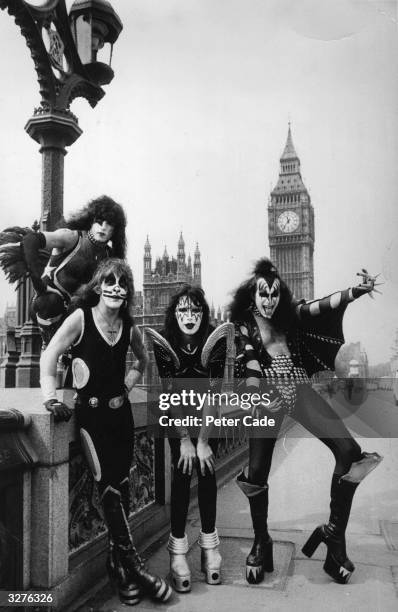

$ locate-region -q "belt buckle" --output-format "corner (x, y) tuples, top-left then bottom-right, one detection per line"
(89, 397), (99, 408)
(108, 395), (124, 410)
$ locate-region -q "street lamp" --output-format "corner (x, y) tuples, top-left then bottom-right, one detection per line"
(69, 0), (122, 85)
(0, 0), (122, 386)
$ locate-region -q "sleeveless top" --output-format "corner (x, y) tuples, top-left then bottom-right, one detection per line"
(71, 308), (131, 400)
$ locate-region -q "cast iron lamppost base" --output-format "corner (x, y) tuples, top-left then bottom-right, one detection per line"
(0, 0), (122, 387)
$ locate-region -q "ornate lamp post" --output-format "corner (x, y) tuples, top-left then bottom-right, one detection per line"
(0, 0), (122, 386)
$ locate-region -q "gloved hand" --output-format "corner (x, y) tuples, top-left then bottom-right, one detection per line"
(354, 269), (382, 299)
(44, 399), (73, 422)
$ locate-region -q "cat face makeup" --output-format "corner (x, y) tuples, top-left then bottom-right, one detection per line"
(175, 296), (203, 335)
(100, 272), (128, 309)
(254, 277), (280, 319)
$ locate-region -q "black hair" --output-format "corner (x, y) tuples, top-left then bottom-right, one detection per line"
(63, 195), (127, 258)
(163, 284), (210, 348)
(229, 258), (296, 332)
(70, 258), (135, 324)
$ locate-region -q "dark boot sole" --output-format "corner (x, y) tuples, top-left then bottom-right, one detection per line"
(303, 527), (354, 584)
(246, 559), (274, 584)
(324, 555), (353, 584)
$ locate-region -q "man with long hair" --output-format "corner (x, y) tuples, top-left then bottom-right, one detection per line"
(151, 285), (225, 593)
(231, 258), (382, 586)
(0, 195), (127, 347)
(40, 259), (171, 605)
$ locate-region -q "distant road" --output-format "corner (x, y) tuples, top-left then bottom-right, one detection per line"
(330, 387), (398, 438)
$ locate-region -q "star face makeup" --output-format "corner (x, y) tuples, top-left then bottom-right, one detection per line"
(175, 296), (203, 335)
(89, 218), (114, 243)
(100, 272), (128, 309)
(255, 277), (280, 319)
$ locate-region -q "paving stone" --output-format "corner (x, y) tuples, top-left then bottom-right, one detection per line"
(380, 520), (398, 551)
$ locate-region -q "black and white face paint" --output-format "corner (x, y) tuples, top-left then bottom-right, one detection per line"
(100, 272), (128, 309)
(255, 277), (280, 319)
(175, 296), (203, 335)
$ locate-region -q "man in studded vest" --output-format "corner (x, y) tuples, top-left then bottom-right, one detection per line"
(230, 258), (382, 587)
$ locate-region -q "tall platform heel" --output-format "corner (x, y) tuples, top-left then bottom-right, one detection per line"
(301, 527), (323, 558)
(302, 525), (354, 584)
(236, 470), (274, 585)
(167, 534), (191, 593)
(246, 534), (274, 585)
(302, 453), (382, 585)
(103, 489), (172, 604)
(106, 539), (142, 606)
(198, 529), (222, 585)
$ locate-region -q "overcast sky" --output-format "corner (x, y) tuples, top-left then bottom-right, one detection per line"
(1, 0), (398, 364)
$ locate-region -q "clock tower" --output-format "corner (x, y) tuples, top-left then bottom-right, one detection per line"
(268, 124), (315, 300)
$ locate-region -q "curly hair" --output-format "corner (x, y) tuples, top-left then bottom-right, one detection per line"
(163, 285), (210, 349)
(229, 258), (296, 332)
(63, 195), (127, 258)
(70, 258), (135, 324)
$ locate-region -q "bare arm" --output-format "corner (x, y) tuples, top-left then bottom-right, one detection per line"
(40, 309), (82, 421)
(196, 400), (217, 475)
(124, 326), (148, 391)
(42, 228), (79, 251)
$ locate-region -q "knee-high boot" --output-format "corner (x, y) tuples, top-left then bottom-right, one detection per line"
(102, 488), (172, 603)
(302, 452), (383, 584)
(105, 479), (143, 605)
(236, 471), (274, 584)
(106, 535), (142, 606)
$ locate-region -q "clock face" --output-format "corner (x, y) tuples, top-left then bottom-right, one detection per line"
(277, 210), (299, 233)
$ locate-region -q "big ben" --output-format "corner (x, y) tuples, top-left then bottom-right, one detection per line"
(268, 124), (315, 300)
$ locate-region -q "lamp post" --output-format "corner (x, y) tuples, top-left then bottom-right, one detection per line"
(0, 0), (122, 386)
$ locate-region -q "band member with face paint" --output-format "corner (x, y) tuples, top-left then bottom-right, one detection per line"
(231, 258), (382, 586)
(151, 286), (226, 593)
(40, 259), (172, 606)
(0, 195), (127, 347)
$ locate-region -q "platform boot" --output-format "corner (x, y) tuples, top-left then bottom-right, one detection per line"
(167, 534), (191, 592)
(112, 478), (142, 605)
(302, 452), (383, 584)
(102, 488), (172, 602)
(236, 470), (274, 584)
(198, 529), (222, 585)
(106, 537), (142, 605)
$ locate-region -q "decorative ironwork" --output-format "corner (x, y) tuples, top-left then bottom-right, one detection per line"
(0, 0), (110, 111)
(69, 448), (105, 552)
(0, 518), (18, 589)
(47, 25), (65, 72)
(128, 431), (156, 515)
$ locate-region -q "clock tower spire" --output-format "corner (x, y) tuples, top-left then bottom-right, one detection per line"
(267, 124), (315, 299)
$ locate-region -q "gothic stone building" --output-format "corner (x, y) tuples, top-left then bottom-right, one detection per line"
(133, 233), (202, 386)
(268, 125), (315, 300)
